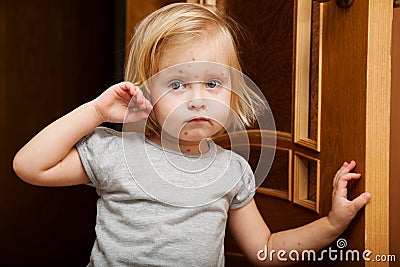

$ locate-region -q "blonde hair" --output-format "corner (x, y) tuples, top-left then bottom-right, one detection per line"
(124, 3), (264, 135)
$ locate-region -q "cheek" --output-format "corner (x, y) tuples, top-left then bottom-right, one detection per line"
(217, 91), (231, 112)
(207, 96), (231, 127)
(153, 98), (187, 136)
(152, 101), (169, 127)
(152, 104), (162, 117)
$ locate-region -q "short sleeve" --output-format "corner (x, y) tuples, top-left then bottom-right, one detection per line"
(75, 126), (121, 188)
(229, 157), (256, 209)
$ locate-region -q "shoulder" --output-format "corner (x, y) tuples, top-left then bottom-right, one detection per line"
(81, 127), (145, 145)
(213, 143), (253, 178)
(78, 126), (120, 143)
(214, 143), (250, 165)
(88, 126), (122, 139)
(75, 127), (145, 187)
(76, 127), (145, 157)
(75, 127), (122, 159)
(216, 145), (255, 209)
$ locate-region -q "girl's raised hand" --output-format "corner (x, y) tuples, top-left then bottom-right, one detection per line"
(327, 160), (371, 233)
(92, 82), (153, 123)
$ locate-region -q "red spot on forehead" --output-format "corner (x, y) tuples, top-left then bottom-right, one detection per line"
(186, 149), (191, 152)
(184, 131), (188, 135)
(192, 57), (196, 61)
(178, 70), (183, 73)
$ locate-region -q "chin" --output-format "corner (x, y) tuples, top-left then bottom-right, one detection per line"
(181, 129), (221, 142)
(179, 135), (207, 142)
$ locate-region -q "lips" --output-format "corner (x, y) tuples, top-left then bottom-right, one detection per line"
(187, 117), (210, 124)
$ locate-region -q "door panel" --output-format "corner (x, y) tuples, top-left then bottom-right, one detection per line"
(223, 0), (294, 135)
(219, 2), (325, 265)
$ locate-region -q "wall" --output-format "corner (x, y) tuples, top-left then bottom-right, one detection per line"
(0, 1), (125, 266)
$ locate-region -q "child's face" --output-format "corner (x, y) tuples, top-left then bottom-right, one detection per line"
(149, 38), (232, 142)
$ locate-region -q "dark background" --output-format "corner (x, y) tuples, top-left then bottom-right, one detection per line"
(0, 0), (126, 266)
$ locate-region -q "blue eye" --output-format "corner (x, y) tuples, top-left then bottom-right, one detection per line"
(169, 81), (185, 90)
(206, 80), (222, 89)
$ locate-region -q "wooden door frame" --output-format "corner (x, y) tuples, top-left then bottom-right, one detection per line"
(390, 7), (400, 266)
(320, 1), (392, 266)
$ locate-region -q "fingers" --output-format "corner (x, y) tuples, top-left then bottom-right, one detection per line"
(328, 161), (371, 229)
(339, 172), (362, 183)
(125, 110), (151, 122)
(118, 82), (136, 95)
(343, 160), (356, 172)
(135, 87), (153, 111)
(351, 192), (371, 212)
(334, 172), (362, 198)
(119, 82), (153, 112)
(332, 160), (365, 200)
(133, 91), (153, 112)
(333, 160), (357, 187)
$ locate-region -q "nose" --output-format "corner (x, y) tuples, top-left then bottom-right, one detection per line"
(188, 97), (206, 111)
(187, 83), (206, 111)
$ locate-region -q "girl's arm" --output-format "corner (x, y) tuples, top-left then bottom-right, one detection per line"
(227, 160), (371, 266)
(13, 82), (152, 186)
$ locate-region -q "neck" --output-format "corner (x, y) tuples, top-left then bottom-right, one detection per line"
(147, 133), (209, 155)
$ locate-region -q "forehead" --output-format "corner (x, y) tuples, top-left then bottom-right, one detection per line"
(158, 35), (230, 71)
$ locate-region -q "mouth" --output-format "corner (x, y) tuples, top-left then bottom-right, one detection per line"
(187, 116), (211, 124)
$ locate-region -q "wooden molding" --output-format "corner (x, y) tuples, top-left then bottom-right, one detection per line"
(293, 152), (320, 213)
(256, 188), (289, 200)
(364, 0), (392, 265)
(390, 7), (400, 263)
(257, 148), (293, 201)
(294, 0), (321, 152)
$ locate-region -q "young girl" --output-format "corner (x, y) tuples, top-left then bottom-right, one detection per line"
(13, 3), (371, 266)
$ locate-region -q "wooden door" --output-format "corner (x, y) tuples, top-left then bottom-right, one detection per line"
(220, 0), (394, 266)
(216, 0), (393, 266)
(224, 0), (393, 266)
(125, 0), (394, 266)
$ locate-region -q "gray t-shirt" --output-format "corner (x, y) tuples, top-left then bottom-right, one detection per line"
(76, 127), (255, 267)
